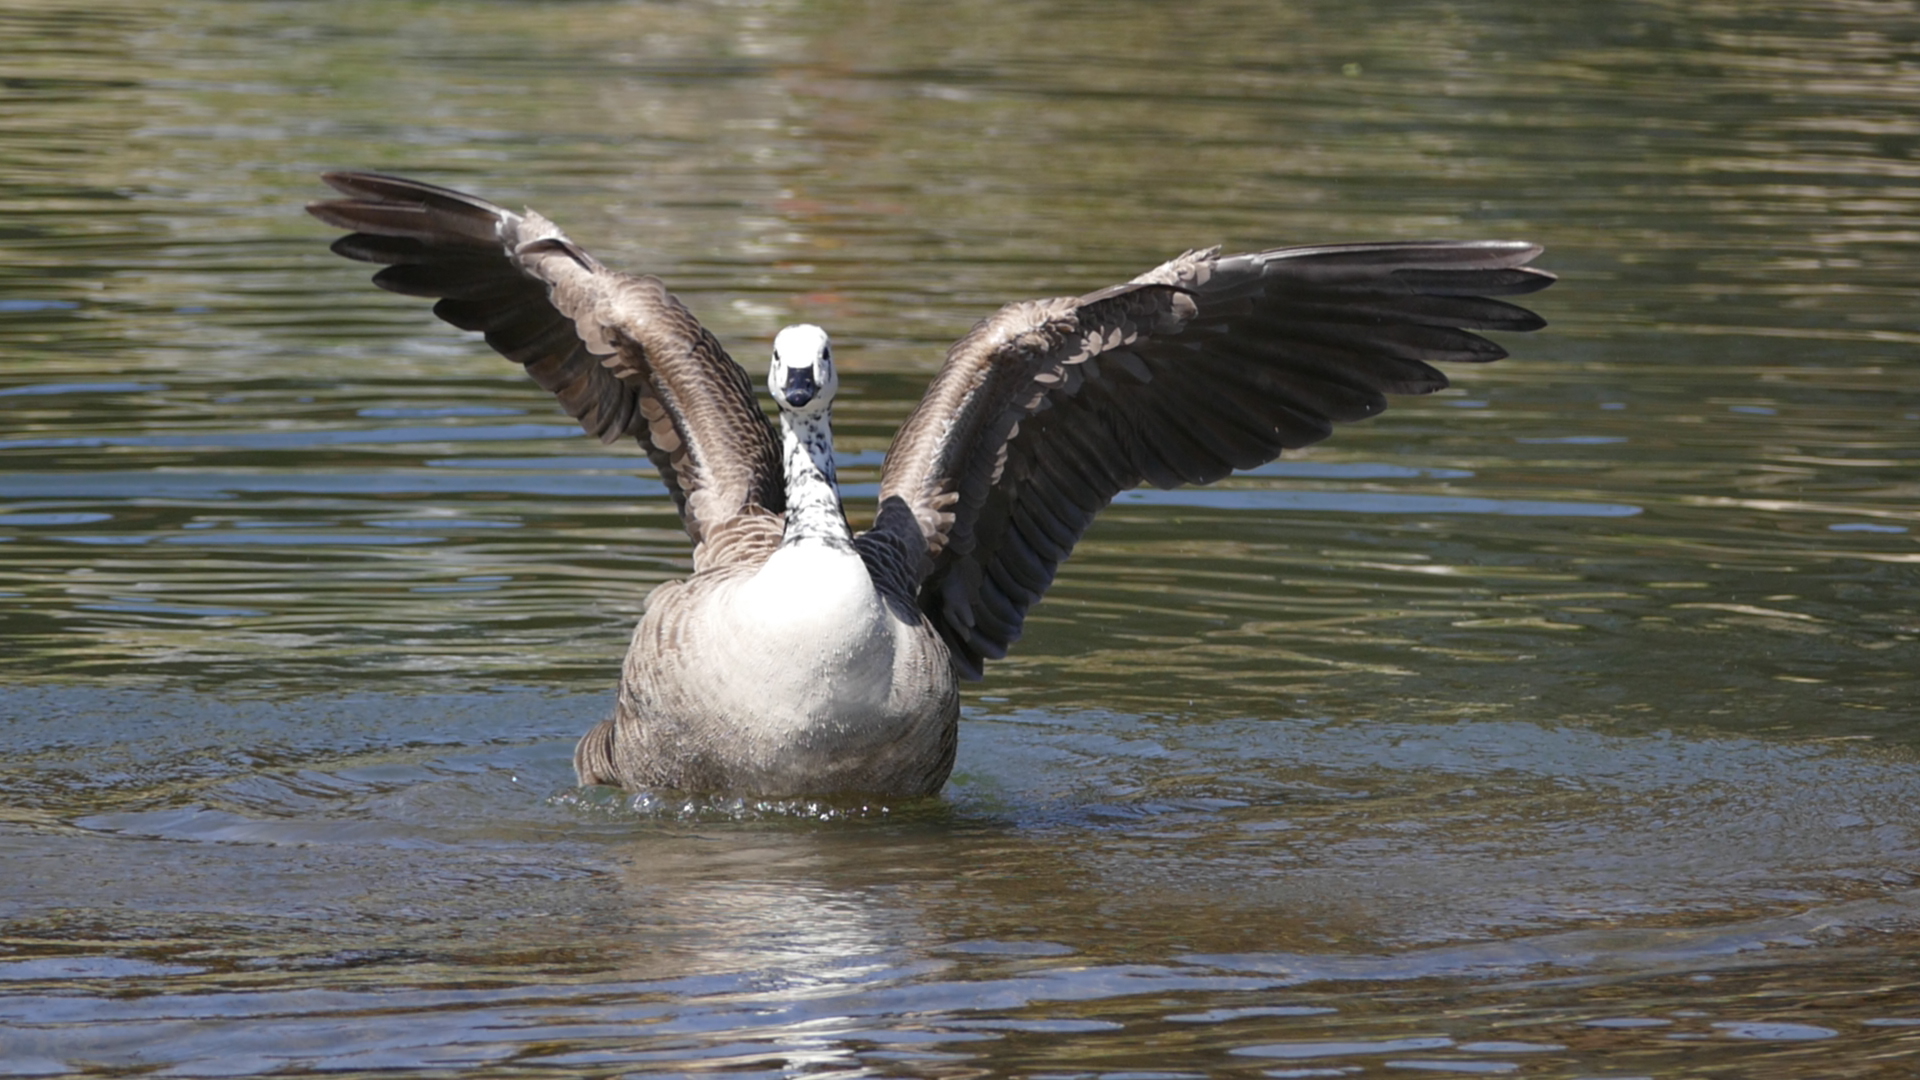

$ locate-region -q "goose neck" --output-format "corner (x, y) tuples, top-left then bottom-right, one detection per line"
(779, 410), (852, 550)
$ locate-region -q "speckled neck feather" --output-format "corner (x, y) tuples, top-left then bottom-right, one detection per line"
(778, 410), (852, 551)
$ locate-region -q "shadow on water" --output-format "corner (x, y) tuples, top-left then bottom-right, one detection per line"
(3, 0), (1920, 1074)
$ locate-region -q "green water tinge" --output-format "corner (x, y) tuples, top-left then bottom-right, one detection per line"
(2, 0), (1918, 1075)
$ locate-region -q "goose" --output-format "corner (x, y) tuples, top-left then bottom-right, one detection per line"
(308, 171), (1555, 798)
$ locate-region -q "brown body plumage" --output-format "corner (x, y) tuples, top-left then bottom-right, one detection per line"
(309, 172), (1554, 797)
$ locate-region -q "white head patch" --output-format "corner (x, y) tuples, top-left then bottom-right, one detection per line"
(769, 323), (837, 413)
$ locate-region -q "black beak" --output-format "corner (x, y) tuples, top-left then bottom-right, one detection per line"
(782, 366), (818, 408)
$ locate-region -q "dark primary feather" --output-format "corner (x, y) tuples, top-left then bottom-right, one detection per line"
(311, 173), (1553, 683)
(307, 172), (783, 548)
(878, 241), (1555, 677)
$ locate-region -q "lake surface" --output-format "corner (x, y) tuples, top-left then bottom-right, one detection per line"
(3, 0), (1918, 1075)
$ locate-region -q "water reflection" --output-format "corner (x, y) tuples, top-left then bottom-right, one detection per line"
(7, 692), (1920, 1074)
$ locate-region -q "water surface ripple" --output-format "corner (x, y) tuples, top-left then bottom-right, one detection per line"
(2, 0), (1918, 1075)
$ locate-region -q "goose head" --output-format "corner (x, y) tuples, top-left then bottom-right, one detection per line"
(769, 324), (837, 416)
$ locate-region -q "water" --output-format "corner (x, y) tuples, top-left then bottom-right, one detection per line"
(3, 0), (1918, 1074)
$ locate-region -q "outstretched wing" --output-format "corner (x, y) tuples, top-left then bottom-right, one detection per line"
(307, 172), (784, 550)
(872, 241), (1555, 677)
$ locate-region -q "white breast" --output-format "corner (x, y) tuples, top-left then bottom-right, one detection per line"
(680, 543), (902, 740)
